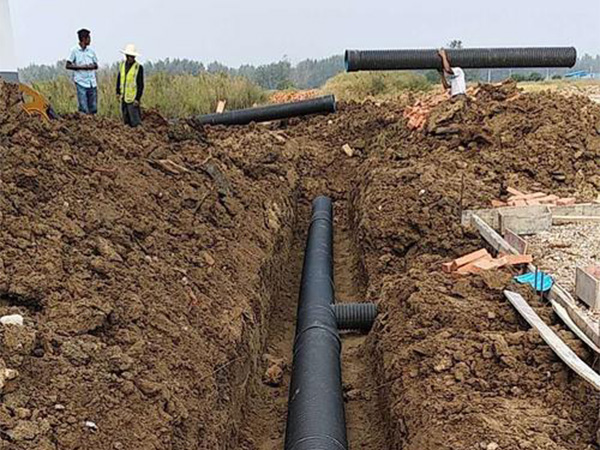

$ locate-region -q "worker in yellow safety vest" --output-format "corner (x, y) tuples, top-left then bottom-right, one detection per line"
(116, 44), (145, 127)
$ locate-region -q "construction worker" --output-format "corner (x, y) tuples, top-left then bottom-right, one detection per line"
(116, 44), (145, 127)
(66, 29), (99, 115)
(438, 49), (467, 98)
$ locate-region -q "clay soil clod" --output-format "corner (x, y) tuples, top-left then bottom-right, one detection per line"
(0, 79), (600, 449)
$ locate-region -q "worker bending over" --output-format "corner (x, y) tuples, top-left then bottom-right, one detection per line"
(438, 49), (467, 98)
(66, 29), (99, 115)
(116, 44), (145, 127)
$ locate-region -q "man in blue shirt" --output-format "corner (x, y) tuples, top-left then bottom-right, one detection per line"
(66, 29), (99, 115)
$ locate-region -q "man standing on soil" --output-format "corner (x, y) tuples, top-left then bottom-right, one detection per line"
(66, 29), (99, 115)
(438, 49), (467, 98)
(116, 44), (144, 128)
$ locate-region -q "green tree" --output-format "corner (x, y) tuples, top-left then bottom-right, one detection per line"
(448, 40), (464, 49)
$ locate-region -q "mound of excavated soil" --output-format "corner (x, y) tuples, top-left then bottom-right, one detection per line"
(0, 81), (298, 449)
(0, 79), (599, 450)
(351, 82), (600, 449)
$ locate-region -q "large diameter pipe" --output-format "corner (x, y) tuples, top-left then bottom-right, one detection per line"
(284, 196), (348, 450)
(345, 47), (577, 72)
(196, 95), (336, 126)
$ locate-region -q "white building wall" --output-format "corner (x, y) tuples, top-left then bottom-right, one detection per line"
(0, 0), (18, 81)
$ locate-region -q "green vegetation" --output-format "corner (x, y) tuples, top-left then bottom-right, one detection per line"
(323, 72), (431, 102)
(20, 56), (345, 91)
(19, 48), (600, 94)
(509, 72), (545, 82)
(33, 72), (267, 118)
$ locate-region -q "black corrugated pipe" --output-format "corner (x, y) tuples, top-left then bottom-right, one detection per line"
(334, 303), (378, 332)
(284, 196), (348, 450)
(195, 95), (336, 126)
(345, 47), (577, 72)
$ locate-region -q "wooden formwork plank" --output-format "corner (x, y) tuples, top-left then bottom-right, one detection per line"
(548, 283), (600, 349)
(462, 203), (600, 228)
(576, 267), (600, 311)
(504, 290), (600, 391)
(554, 216), (600, 223)
(504, 228), (529, 254)
(552, 301), (600, 354)
(499, 206), (552, 235)
(471, 214), (518, 254)
(471, 214), (600, 351)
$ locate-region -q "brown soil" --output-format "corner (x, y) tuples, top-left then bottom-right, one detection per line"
(1, 79), (600, 450)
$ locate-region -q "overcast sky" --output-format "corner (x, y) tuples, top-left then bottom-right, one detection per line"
(11, 0), (600, 67)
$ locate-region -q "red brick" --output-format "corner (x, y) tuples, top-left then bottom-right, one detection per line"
(585, 266), (600, 279)
(452, 249), (491, 271)
(442, 262), (454, 273)
(508, 192), (547, 202)
(504, 254), (534, 266)
(507, 187), (525, 196)
(473, 258), (505, 271)
(556, 198), (576, 206)
(537, 195), (560, 204)
(456, 262), (484, 275)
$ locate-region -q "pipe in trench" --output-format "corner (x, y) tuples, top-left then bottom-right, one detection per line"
(284, 196), (348, 450)
(334, 303), (378, 332)
(345, 47), (577, 72)
(195, 95), (336, 126)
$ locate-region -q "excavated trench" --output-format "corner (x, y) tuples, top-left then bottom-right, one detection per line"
(2, 80), (600, 449)
(237, 195), (391, 449)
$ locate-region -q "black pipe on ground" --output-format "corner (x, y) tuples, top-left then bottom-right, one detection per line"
(334, 303), (378, 332)
(195, 95), (336, 126)
(345, 47), (577, 72)
(284, 196), (348, 450)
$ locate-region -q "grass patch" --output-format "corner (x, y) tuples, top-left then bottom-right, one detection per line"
(322, 71), (431, 102)
(33, 72), (268, 118)
(518, 79), (600, 94)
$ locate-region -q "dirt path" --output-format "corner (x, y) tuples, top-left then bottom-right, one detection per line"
(335, 203), (390, 450)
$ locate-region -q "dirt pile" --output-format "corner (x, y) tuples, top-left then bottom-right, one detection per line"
(0, 80), (298, 449)
(269, 89), (322, 104)
(0, 78), (600, 450)
(351, 82), (600, 265)
(350, 82), (600, 449)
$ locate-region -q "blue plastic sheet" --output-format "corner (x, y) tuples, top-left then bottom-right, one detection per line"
(514, 272), (554, 292)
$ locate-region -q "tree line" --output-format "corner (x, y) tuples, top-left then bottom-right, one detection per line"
(19, 55), (345, 90)
(18, 52), (600, 90)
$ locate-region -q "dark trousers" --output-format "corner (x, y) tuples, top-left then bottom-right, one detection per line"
(121, 102), (142, 127)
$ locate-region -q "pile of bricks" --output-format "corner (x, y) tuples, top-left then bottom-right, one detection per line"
(404, 86), (483, 130)
(491, 187), (576, 208)
(403, 93), (447, 130)
(442, 249), (533, 275)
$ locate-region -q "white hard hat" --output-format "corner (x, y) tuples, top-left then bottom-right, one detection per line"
(120, 43), (141, 57)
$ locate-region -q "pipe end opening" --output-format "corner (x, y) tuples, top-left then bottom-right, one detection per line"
(344, 50), (352, 72)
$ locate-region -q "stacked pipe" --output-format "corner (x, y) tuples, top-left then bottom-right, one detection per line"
(284, 196), (348, 450)
(345, 47), (577, 72)
(196, 95), (336, 126)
